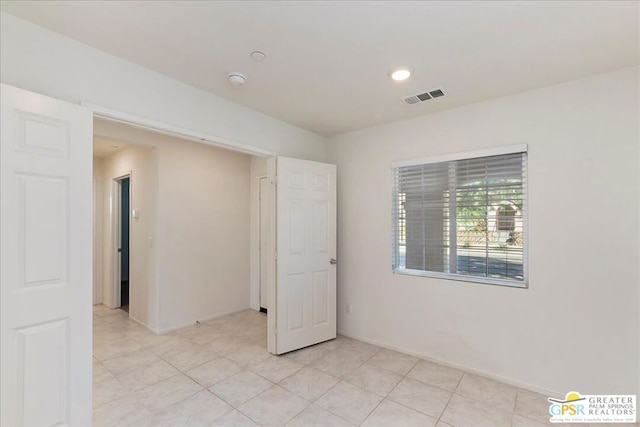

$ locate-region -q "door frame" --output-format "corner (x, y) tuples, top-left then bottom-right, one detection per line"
(93, 177), (102, 305)
(266, 157), (277, 354)
(85, 102), (279, 353)
(111, 173), (131, 310)
(258, 174), (269, 312)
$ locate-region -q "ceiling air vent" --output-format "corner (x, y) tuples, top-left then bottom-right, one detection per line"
(402, 88), (445, 105)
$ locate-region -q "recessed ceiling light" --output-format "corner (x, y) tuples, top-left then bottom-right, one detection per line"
(390, 69), (412, 81)
(250, 51), (266, 62)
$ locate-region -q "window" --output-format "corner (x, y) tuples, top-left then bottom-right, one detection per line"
(392, 145), (527, 287)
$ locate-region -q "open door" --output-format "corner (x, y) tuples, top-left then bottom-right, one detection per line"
(111, 175), (131, 311)
(1, 84), (93, 425)
(275, 156), (337, 354)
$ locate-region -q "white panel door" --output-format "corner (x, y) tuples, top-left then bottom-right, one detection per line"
(276, 157), (336, 354)
(1, 84), (93, 426)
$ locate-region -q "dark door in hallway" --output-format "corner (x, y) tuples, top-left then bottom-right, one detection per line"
(120, 177), (130, 312)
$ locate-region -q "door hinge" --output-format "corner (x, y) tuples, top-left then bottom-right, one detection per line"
(274, 250), (278, 260)
(271, 177), (277, 187)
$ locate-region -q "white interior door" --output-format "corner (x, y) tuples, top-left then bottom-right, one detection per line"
(1, 84), (93, 426)
(275, 156), (337, 354)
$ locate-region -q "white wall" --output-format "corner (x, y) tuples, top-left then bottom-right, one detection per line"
(0, 12), (327, 162)
(327, 67), (640, 395)
(99, 145), (158, 330)
(93, 158), (104, 305)
(155, 136), (252, 332)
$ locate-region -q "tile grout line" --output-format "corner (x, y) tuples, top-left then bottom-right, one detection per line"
(342, 345), (384, 426)
(448, 372), (522, 425)
(299, 341), (382, 426)
(244, 383), (313, 427)
(201, 388), (236, 423)
(349, 344), (455, 424)
(348, 346), (390, 426)
(434, 371), (465, 426)
(378, 357), (459, 424)
(304, 363), (358, 426)
(91, 307), (264, 422)
(95, 309), (537, 427)
(233, 383), (277, 426)
(510, 390), (520, 427)
(358, 355), (416, 426)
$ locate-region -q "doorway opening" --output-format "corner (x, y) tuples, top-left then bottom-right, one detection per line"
(91, 118), (275, 346)
(115, 176), (130, 313)
(259, 175), (269, 314)
(89, 108), (279, 354)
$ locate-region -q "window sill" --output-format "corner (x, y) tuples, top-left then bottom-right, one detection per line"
(392, 268), (528, 289)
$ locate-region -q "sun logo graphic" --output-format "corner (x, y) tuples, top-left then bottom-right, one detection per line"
(548, 391), (586, 418)
(548, 391), (636, 423)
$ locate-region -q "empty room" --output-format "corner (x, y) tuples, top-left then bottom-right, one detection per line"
(0, 1), (638, 427)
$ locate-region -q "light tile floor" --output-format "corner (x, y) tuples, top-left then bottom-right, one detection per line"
(93, 305), (636, 427)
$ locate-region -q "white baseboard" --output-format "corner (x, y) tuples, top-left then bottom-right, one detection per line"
(337, 329), (560, 397)
(157, 307), (252, 335)
(128, 314), (159, 335)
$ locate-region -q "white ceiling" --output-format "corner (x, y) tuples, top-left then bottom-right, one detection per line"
(2, 1), (638, 136)
(93, 135), (130, 158)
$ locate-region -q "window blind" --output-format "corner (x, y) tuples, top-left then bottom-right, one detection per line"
(392, 150), (527, 286)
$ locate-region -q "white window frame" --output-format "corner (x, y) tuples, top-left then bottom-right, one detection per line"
(392, 144), (528, 288)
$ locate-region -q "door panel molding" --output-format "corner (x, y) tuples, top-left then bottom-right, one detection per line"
(275, 156), (337, 354)
(1, 84), (93, 426)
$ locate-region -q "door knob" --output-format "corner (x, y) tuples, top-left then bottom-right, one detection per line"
(330, 258), (337, 265)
